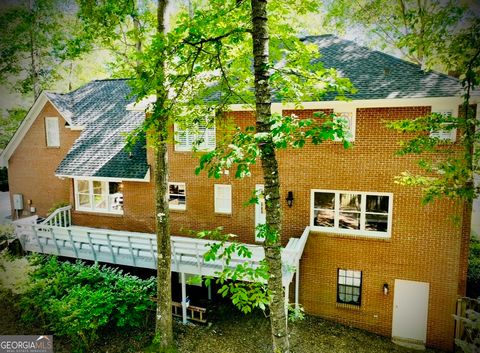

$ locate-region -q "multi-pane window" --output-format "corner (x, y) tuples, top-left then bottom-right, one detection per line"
(174, 124), (216, 151)
(429, 110), (456, 142)
(311, 190), (392, 237)
(333, 110), (356, 141)
(168, 182), (186, 210)
(74, 179), (123, 214)
(45, 117), (60, 147)
(214, 184), (232, 214)
(337, 269), (362, 306)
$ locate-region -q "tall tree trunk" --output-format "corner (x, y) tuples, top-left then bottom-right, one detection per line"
(28, 0), (40, 100)
(250, 0), (290, 352)
(154, 0), (174, 351)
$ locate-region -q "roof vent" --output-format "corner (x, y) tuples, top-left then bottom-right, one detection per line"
(384, 67), (391, 76)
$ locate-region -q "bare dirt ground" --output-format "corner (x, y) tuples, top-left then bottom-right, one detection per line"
(0, 291), (445, 353)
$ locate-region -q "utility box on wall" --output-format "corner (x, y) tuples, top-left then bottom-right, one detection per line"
(13, 193), (23, 210)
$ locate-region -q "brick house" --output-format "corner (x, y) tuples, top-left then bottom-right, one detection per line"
(1, 35), (476, 351)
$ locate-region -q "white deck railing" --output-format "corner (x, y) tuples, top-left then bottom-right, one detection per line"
(41, 205), (71, 227)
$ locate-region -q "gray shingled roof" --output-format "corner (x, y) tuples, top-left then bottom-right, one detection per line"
(51, 36), (462, 179)
(303, 35), (463, 100)
(54, 79), (149, 180)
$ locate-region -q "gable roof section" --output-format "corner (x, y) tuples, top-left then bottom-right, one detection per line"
(54, 79), (149, 180)
(0, 92), (74, 167)
(303, 35), (463, 100)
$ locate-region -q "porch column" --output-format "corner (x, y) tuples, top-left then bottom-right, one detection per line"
(181, 272), (187, 324)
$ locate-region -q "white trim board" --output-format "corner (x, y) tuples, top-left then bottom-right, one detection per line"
(55, 168), (151, 183)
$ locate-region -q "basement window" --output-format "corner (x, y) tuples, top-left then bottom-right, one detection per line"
(74, 179), (123, 214)
(337, 269), (362, 306)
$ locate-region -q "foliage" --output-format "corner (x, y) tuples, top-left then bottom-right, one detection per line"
(0, 251), (36, 295)
(0, 108), (26, 152)
(47, 201), (70, 214)
(19, 256), (156, 352)
(454, 298), (480, 353)
(0, 225), (15, 250)
(324, 0), (472, 71)
(468, 237), (480, 298)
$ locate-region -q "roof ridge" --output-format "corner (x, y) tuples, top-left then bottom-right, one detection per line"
(304, 34), (461, 84)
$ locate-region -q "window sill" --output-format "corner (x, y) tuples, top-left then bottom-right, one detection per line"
(73, 210), (124, 217)
(214, 212), (232, 217)
(336, 302), (361, 310)
(310, 229), (391, 241)
(169, 208), (186, 213)
(46, 146), (61, 149)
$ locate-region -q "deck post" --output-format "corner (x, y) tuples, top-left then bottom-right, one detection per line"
(295, 260), (300, 311)
(207, 280), (212, 300)
(181, 272), (187, 324)
(49, 228), (61, 255)
(86, 232), (97, 262)
(284, 284), (289, 318)
(31, 225), (43, 252)
(67, 229), (78, 258)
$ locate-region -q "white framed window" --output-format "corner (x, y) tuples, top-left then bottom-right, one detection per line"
(214, 184), (232, 214)
(337, 269), (362, 306)
(310, 190), (393, 238)
(45, 117), (60, 147)
(74, 179), (123, 214)
(168, 182), (186, 210)
(430, 109), (456, 142)
(174, 124), (216, 151)
(333, 110), (356, 141)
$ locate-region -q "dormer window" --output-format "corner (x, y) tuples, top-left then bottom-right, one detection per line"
(45, 117), (60, 147)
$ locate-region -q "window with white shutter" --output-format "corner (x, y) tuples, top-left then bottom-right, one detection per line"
(429, 110), (456, 142)
(174, 123), (216, 151)
(333, 110), (355, 141)
(45, 117), (60, 147)
(214, 184), (232, 214)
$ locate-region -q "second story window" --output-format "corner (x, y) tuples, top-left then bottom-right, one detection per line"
(174, 124), (216, 151)
(45, 117), (60, 147)
(429, 110), (456, 142)
(333, 110), (356, 142)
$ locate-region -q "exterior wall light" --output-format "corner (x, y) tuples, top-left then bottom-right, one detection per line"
(383, 283), (389, 295)
(286, 191), (294, 207)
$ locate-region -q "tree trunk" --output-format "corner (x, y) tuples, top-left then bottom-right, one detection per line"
(154, 0), (174, 351)
(28, 0), (40, 100)
(250, 0), (290, 352)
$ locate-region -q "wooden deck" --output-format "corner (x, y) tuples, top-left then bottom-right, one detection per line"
(13, 210), (310, 323)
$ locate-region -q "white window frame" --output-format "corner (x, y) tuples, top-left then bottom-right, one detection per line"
(45, 117), (60, 147)
(429, 109), (456, 142)
(174, 123), (216, 152)
(333, 109), (356, 142)
(168, 182), (186, 210)
(74, 178), (123, 215)
(310, 189), (393, 238)
(214, 184), (232, 214)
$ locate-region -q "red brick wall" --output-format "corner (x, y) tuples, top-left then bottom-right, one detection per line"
(8, 103), (467, 351)
(8, 102), (80, 218)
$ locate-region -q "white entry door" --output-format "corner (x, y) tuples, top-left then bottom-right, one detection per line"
(392, 279), (430, 349)
(255, 184), (266, 242)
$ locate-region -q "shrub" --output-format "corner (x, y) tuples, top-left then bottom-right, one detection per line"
(468, 237), (480, 298)
(19, 256), (156, 352)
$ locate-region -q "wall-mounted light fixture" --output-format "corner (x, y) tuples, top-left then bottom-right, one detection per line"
(286, 191), (294, 207)
(383, 283), (389, 295)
